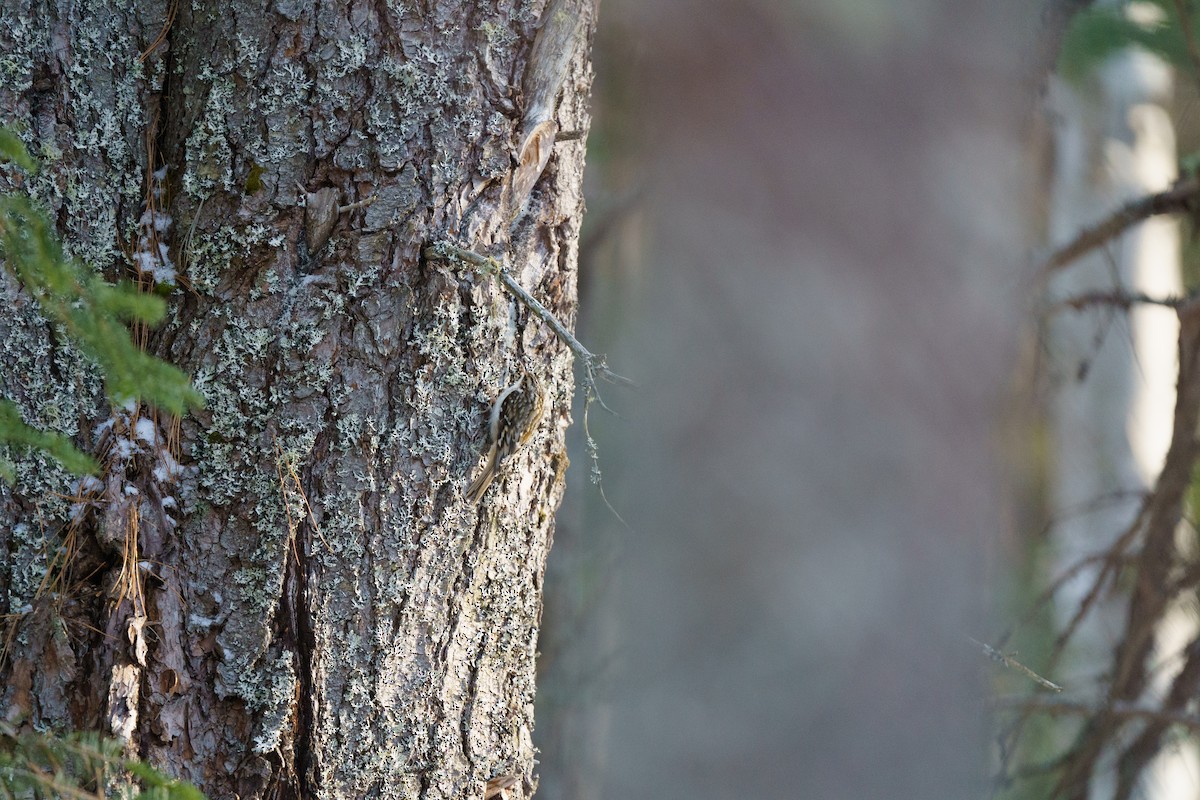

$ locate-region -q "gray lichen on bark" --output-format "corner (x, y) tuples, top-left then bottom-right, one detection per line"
(0, 0), (591, 797)
(0, 0), (155, 601)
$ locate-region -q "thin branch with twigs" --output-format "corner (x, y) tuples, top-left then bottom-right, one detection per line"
(1047, 289), (1188, 313)
(424, 239), (635, 523)
(997, 299), (1200, 795)
(1041, 176), (1200, 273)
(423, 241), (637, 395)
(994, 695), (1200, 730)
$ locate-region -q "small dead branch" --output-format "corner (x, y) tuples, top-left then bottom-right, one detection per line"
(999, 299), (1200, 796)
(1112, 636), (1200, 799)
(1045, 502), (1147, 673)
(1040, 305), (1200, 798)
(970, 636), (1064, 692)
(424, 240), (635, 521)
(1047, 289), (1187, 314)
(423, 241), (636, 395)
(995, 695), (1200, 730)
(581, 391), (631, 531)
(1041, 175), (1200, 273)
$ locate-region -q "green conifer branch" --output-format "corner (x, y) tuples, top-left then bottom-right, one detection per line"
(0, 127), (202, 479)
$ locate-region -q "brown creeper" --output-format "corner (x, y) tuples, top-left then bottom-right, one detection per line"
(466, 364), (546, 504)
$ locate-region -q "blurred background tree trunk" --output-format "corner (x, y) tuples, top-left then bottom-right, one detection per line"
(0, 2), (591, 798)
(537, 3), (1040, 799)
(1041, 40), (1195, 798)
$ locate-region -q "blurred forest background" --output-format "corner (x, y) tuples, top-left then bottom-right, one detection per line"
(537, 1), (1200, 799)
(12, 1), (1200, 798)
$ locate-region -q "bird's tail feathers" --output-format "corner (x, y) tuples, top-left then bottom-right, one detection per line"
(466, 448), (499, 504)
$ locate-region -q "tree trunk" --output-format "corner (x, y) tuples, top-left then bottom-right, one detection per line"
(1043, 49), (1192, 799)
(0, 1), (591, 798)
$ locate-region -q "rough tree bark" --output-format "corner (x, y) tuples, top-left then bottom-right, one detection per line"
(0, 1), (591, 798)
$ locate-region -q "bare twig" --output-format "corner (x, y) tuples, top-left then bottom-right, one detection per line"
(582, 392), (630, 531)
(338, 194), (376, 214)
(426, 240), (635, 523)
(969, 636), (1064, 692)
(1046, 309), (1200, 798)
(1113, 636), (1200, 799)
(1046, 502), (1147, 672)
(426, 239), (635, 527)
(1047, 289), (1187, 314)
(995, 513), (1140, 656)
(995, 695), (1200, 730)
(423, 241), (637, 391)
(1041, 176), (1200, 273)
